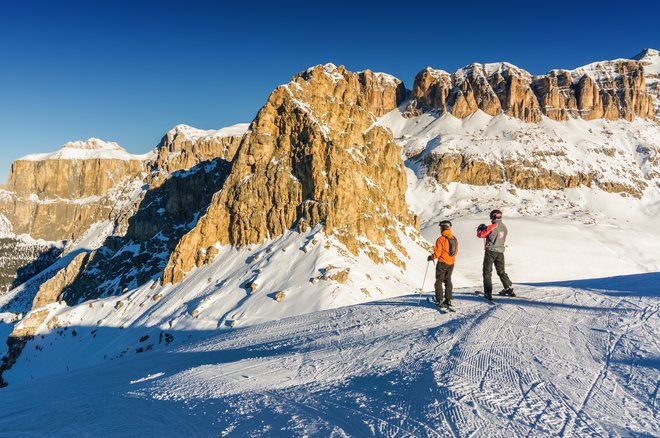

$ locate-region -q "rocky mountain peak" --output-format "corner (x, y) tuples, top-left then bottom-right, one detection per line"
(18, 138), (150, 162)
(163, 124), (250, 143)
(632, 48), (659, 65)
(154, 123), (249, 174)
(162, 64), (414, 283)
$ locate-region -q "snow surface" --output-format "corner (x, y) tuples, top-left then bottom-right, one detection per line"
(19, 138), (155, 161)
(0, 281), (657, 436)
(2, 179), (659, 435)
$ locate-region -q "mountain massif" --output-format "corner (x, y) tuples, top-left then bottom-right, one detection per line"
(1, 49), (659, 387)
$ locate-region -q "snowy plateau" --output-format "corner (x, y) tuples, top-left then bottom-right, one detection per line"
(0, 51), (659, 437)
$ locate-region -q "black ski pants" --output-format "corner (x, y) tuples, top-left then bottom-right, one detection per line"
(483, 250), (512, 294)
(434, 262), (454, 303)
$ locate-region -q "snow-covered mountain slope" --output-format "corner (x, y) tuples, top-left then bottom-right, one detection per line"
(381, 107), (660, 197)
(0, 225), (429, 382)
(1, 280), (657, 436)
(634, 48), (660, 114)
(377, 104), (660, 283)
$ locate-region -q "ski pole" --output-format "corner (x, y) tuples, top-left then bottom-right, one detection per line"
(418, 260), (431, 306)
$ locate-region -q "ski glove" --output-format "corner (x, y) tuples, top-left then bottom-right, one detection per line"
(477, 224), (487, 232)
(427, 255), (434, 262)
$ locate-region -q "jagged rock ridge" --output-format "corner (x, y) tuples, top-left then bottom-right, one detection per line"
(406, 52), (656, 122)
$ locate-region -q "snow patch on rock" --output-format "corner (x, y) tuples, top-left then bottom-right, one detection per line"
(0, 214), (12, 237)
(20, 138), (155, 161)
(166, 123), (250, 142)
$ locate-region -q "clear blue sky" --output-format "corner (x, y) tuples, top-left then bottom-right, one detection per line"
(1, 0), (658, 182)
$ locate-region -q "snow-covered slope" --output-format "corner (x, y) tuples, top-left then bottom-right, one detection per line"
(378, 101), (660, 283)
(0, 225), (430, 382)
(0, 214), (11, 238)
(633, 48), (660, 113)
(1, 280), (657, 436)
(381, 108), (660, 194)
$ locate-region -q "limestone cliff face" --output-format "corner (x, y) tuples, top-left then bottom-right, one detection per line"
(633, 48), (660, 118)
(423, 153), (639, 195)
(407, 58), (655, 122)
(532, 71), (578, 121)
(356, 70), (407, 116)
(163, 64), (414, 283)
(31, 252), (89, 309)
(571, 60), (654, 121)
(0, 139), (151, 241)
(61, 158), (232, 303)
(5, 140), (147, 199)
(408, 63), (541, 122)
(153, 124), (248, 174)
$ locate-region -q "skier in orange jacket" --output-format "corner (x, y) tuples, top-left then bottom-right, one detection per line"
(427, 220), (458, 307)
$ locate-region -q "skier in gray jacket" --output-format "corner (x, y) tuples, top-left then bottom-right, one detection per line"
(477, 209), (513, 300)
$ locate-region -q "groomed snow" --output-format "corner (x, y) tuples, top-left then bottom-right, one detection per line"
(0, 281), (657, 436)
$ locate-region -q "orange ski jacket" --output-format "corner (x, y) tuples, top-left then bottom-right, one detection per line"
(432, 230), (458, 265)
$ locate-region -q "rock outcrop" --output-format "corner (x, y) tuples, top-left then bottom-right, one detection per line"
(571, 59), (654, 121)
(633, 48), (660, 118)
(0, 238), (62, 293)
(423, 153), (645, 197)
(153, 124), (248, 174)
(532, 71), (578, 121)
(61, 158), (232, 303)
(407, 58), (655, 122)
(163, 64), (414, 283)
(32, 251), (89, 309)
(0, 139), (151, 241)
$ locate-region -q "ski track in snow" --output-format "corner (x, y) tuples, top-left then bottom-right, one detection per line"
(0, 285), (657, 437)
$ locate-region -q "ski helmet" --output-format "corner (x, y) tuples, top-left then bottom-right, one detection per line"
(439, 220), (452, 230)
(489, 209), (502, 221)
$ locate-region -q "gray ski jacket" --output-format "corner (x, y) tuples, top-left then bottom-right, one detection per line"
(477, 220), (508, 252)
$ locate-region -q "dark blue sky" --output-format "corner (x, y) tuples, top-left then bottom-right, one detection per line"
(1, 0), (658, 181)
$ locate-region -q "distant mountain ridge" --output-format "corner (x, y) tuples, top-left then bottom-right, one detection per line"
(407, 48), (658, 122)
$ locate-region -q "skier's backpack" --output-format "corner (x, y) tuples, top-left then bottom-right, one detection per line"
(447, 236), (458, 257)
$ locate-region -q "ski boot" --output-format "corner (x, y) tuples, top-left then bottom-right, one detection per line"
(499, 288), (515, 297)
(442, 299), (452, 307)
(484, 292), (493, 301)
